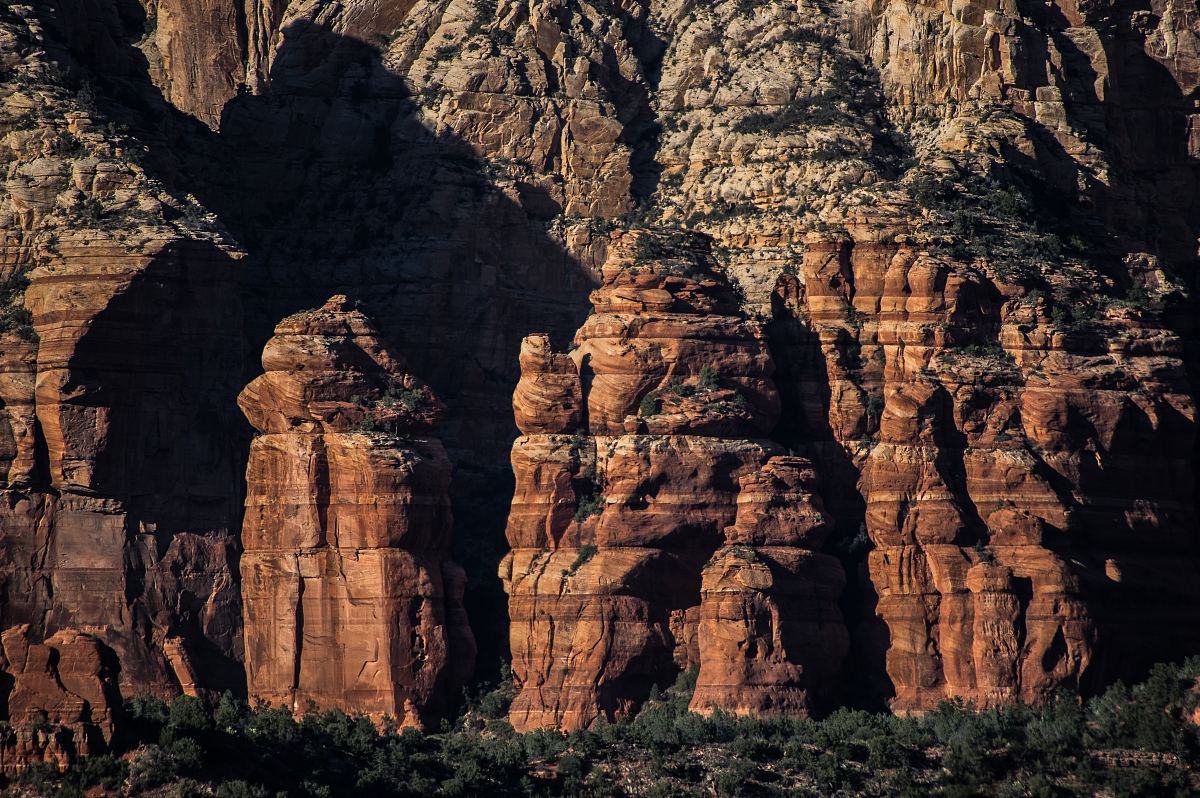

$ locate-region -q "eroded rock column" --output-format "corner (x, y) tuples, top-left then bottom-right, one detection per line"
(238, 296), (474, 726)
(771, 224), (1199, 712)
(689, 456), (848, 717)
(501, 231), (847, 730)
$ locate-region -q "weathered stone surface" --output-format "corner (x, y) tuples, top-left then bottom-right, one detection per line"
(573, 231), (781, 438)
(0, 4), (251, 709)
(0, 625), (122, 774)
(503, 234), (848, 730)
(0, 0), (1198, 740)
(514, 334), (583, 436)
(690, 456), (848, 717)
(772, 219), (1200, 711)
(239, 296), (474, 726)
(138, 0), (249, 128)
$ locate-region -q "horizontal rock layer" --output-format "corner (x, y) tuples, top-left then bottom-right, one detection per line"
(0, 0), (1196, 758)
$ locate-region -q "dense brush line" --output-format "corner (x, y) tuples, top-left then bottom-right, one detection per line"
(6, 658), (1200, 798)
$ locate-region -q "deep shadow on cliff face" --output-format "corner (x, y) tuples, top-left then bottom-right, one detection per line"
(9, 0), (1200, 726)
(1010, 1), (1200, 688)
(29, 238), (246, 693)
(12, 1), (598, 696)
(999, 0), (1200, 575)
(201, 20), (597, 682)
(0, 0), (254, 698)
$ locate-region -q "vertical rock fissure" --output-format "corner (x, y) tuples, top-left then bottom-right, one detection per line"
(291, 569), (305, 699)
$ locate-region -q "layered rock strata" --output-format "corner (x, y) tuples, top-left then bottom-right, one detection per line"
(501, 231), (847, 730)
(771, 223), (1200, 711)
(0, 4), (247, 700)
(0, 0), (1196, 734)
(238, 296), (474, 726)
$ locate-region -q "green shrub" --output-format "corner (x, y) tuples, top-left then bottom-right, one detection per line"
(729, 545), (758, 563)
(663, 381), (697, 398)
(906, 171), (1094, 300)
(214, 781), (271, 798)
(169, 736), (205, 773)
(573, 494), (603, 523)
(973, 540), (997, 565)
(377, 381), (430, 412)
(0, 265), (36, 342)
(472, 664), (517, 721)
(127, 745), (177, 791)
(827, 523), (874, 561)
(50, 131), (86, 157)
(12, 658), (1200, 797)
(638, 391), (661, 417)
(863, 392), (884, 423)
(433, 44), (459, 62)
(713, 759), (759, 796)
(634, 230), (693, 262)
(168, 695), (213, 735)
(732, 91), (846, 135)
(567, 544), (598, 574)
(957, 342), (1016, 367)
(1084, 658), (1200, 754)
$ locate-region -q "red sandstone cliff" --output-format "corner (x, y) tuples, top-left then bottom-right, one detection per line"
(770, 223), (1200, 711)
(238, 296), (475, 727)
(689, 455), (847, 717)
(0, 3), (246, 709)
(0, 0), (1195, 751)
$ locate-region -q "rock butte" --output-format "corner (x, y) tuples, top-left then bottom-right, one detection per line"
(238, 296), (475, 728)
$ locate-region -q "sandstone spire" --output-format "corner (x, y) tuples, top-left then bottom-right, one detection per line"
(501, 231), (848, 730)
(238, 296), (474, 727)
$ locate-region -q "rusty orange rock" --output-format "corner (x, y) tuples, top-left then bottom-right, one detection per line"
(503, 232), (848, 730)
(772, 225), (1200, 712)
(0, 625), (122, 774)
(690, 456), (848, 718)
(238, 296), (474, 727)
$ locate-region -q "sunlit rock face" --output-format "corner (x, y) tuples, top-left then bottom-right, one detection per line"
(238, 296), (474, 728)
(502, 231), (848, 731)
(0, 0), (1198, 749)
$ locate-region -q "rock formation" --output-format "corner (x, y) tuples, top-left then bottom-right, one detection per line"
(0, 0), (1196, 751)
(238, 296), (474, 727)
(501, 231), (848, 730)
(771, 222), (1200, 711)
(0, 625), (122, 774)
(0, 3), (247, 705)
(689, 455), (847, 717)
